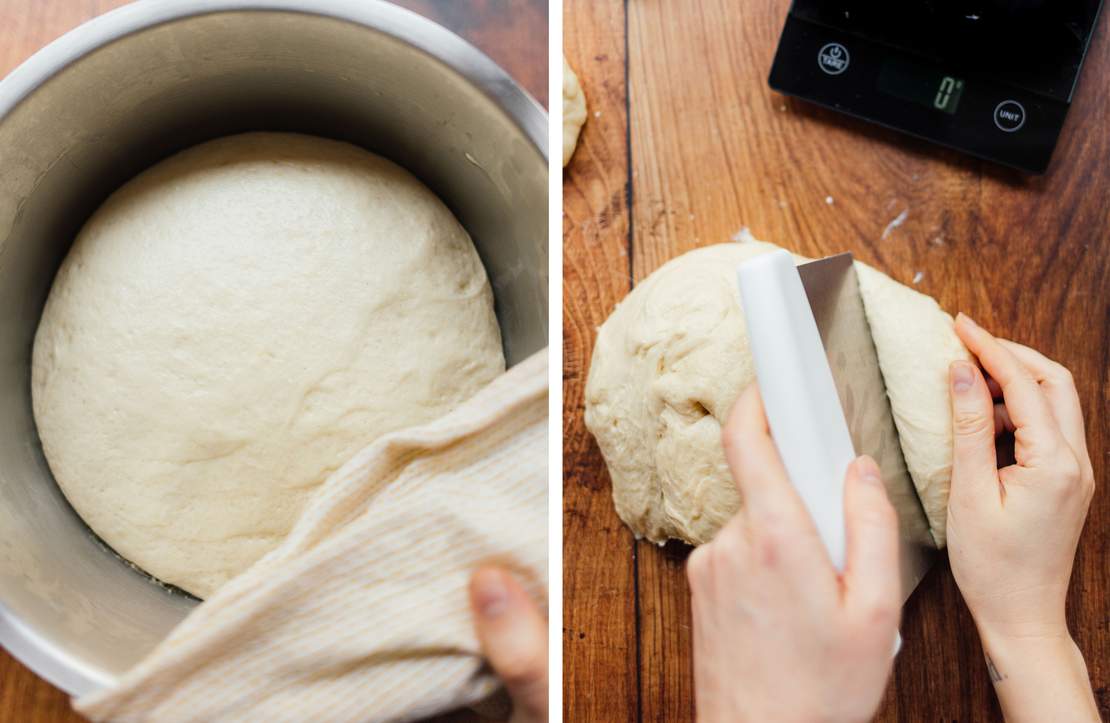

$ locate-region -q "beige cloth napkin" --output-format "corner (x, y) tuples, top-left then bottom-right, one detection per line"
(76, 350), (548, 723)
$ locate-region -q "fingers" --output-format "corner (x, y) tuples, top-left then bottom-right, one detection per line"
(995, 339), (1073, 388)
(841, 456), (900, 619)
(686, 512), (749, 601)
(470, 567), (548, 722)
(721, 385), (807, 526)
(954, 314), (1060, 464)
(721, 385), (841, 593)
(995, 339), (1088, 461)
(949, 360), (1000, 495)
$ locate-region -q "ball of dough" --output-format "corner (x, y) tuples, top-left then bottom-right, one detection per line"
(584, 237), (968, 548)
(563, 55), (587, 167)
(32, 132), (505, 598)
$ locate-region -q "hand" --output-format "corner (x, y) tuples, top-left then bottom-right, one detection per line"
(469, 567), (548, 723)
(946, 313), (1097, 722)
(687, 386), (900, 723)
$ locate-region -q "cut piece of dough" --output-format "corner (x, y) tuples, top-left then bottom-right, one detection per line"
(32, 132), (506, 598)
(853, 264), (971, 545)
(563, 55), (587, 167)
(584, 237), (968, 547)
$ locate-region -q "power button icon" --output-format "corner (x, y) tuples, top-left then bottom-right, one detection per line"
(993, 100), (1026, 132)
(817, 43), (850, 75)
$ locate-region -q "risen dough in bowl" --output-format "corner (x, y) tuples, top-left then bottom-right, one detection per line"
(584, 238), (969, 548)
(32, 132), (505, 599)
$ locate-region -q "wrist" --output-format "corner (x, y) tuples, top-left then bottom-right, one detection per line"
(978, 626), (1077, 674)
(972, 610), (1070, 656)
(974, 627), (1098, 723)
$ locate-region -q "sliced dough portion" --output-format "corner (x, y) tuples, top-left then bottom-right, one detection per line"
(563, 55), (587, 167)
(585, 237), (968, 547)
(854, 264), (972, 545)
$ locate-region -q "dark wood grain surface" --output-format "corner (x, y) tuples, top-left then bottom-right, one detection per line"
(563, 0), (1109, 720)
(0, 1), (546, 721)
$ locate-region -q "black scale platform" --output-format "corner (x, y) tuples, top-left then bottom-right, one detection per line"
(769, 0), (1104, 173)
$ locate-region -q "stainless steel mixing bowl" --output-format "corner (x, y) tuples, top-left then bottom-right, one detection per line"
(0, 0), (548, 697)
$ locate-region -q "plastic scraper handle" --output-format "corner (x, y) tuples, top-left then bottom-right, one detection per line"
(735, 249), (855, 571)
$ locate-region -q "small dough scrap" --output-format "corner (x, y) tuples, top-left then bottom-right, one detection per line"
(563, 55), (587, 167)
(32, 132), (506, 598)
(585, 237), (968, 547)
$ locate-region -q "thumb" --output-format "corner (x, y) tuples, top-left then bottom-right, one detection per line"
(842, 456), (900, 618)
(469, 567), (548, 722)
(948, 360), (998, 496)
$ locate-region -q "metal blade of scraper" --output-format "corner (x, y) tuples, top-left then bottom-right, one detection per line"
(797, 253), (937, 603)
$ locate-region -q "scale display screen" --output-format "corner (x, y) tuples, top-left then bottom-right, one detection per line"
(877, 57), (965, 115)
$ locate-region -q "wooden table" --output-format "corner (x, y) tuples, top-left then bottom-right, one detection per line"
(0, 1), (546, 721)
(563, 1), (1109, 720)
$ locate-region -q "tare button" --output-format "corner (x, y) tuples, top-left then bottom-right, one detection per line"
(993, 100), (1026, 132)
(817, 43), (850, 75)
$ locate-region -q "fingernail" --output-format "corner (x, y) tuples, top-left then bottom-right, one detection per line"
(473, 570), (509, 618)
(857, 456), (882, 486)
(958, 313), (979, 330)
(951, 361), (975, 393)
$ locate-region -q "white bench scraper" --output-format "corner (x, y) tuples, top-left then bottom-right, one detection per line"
(735, 250), (936, 609)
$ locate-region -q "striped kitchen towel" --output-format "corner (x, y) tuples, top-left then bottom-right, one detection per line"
(75, 349), (548, 723)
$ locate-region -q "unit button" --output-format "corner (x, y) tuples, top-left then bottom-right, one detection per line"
(994, 100), (1026, 132)
(817, 43), (850, 75)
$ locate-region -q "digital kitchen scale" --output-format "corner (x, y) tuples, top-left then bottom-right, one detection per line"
(769, 0), (1104, 173)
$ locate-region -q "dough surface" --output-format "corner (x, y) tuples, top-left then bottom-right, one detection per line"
(584, 237), (968, 547)
(563, 55), (587, 167)
(33, 132), (505, 598)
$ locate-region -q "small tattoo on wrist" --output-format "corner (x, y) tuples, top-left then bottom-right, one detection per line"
(986, 654), (1006, 683)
